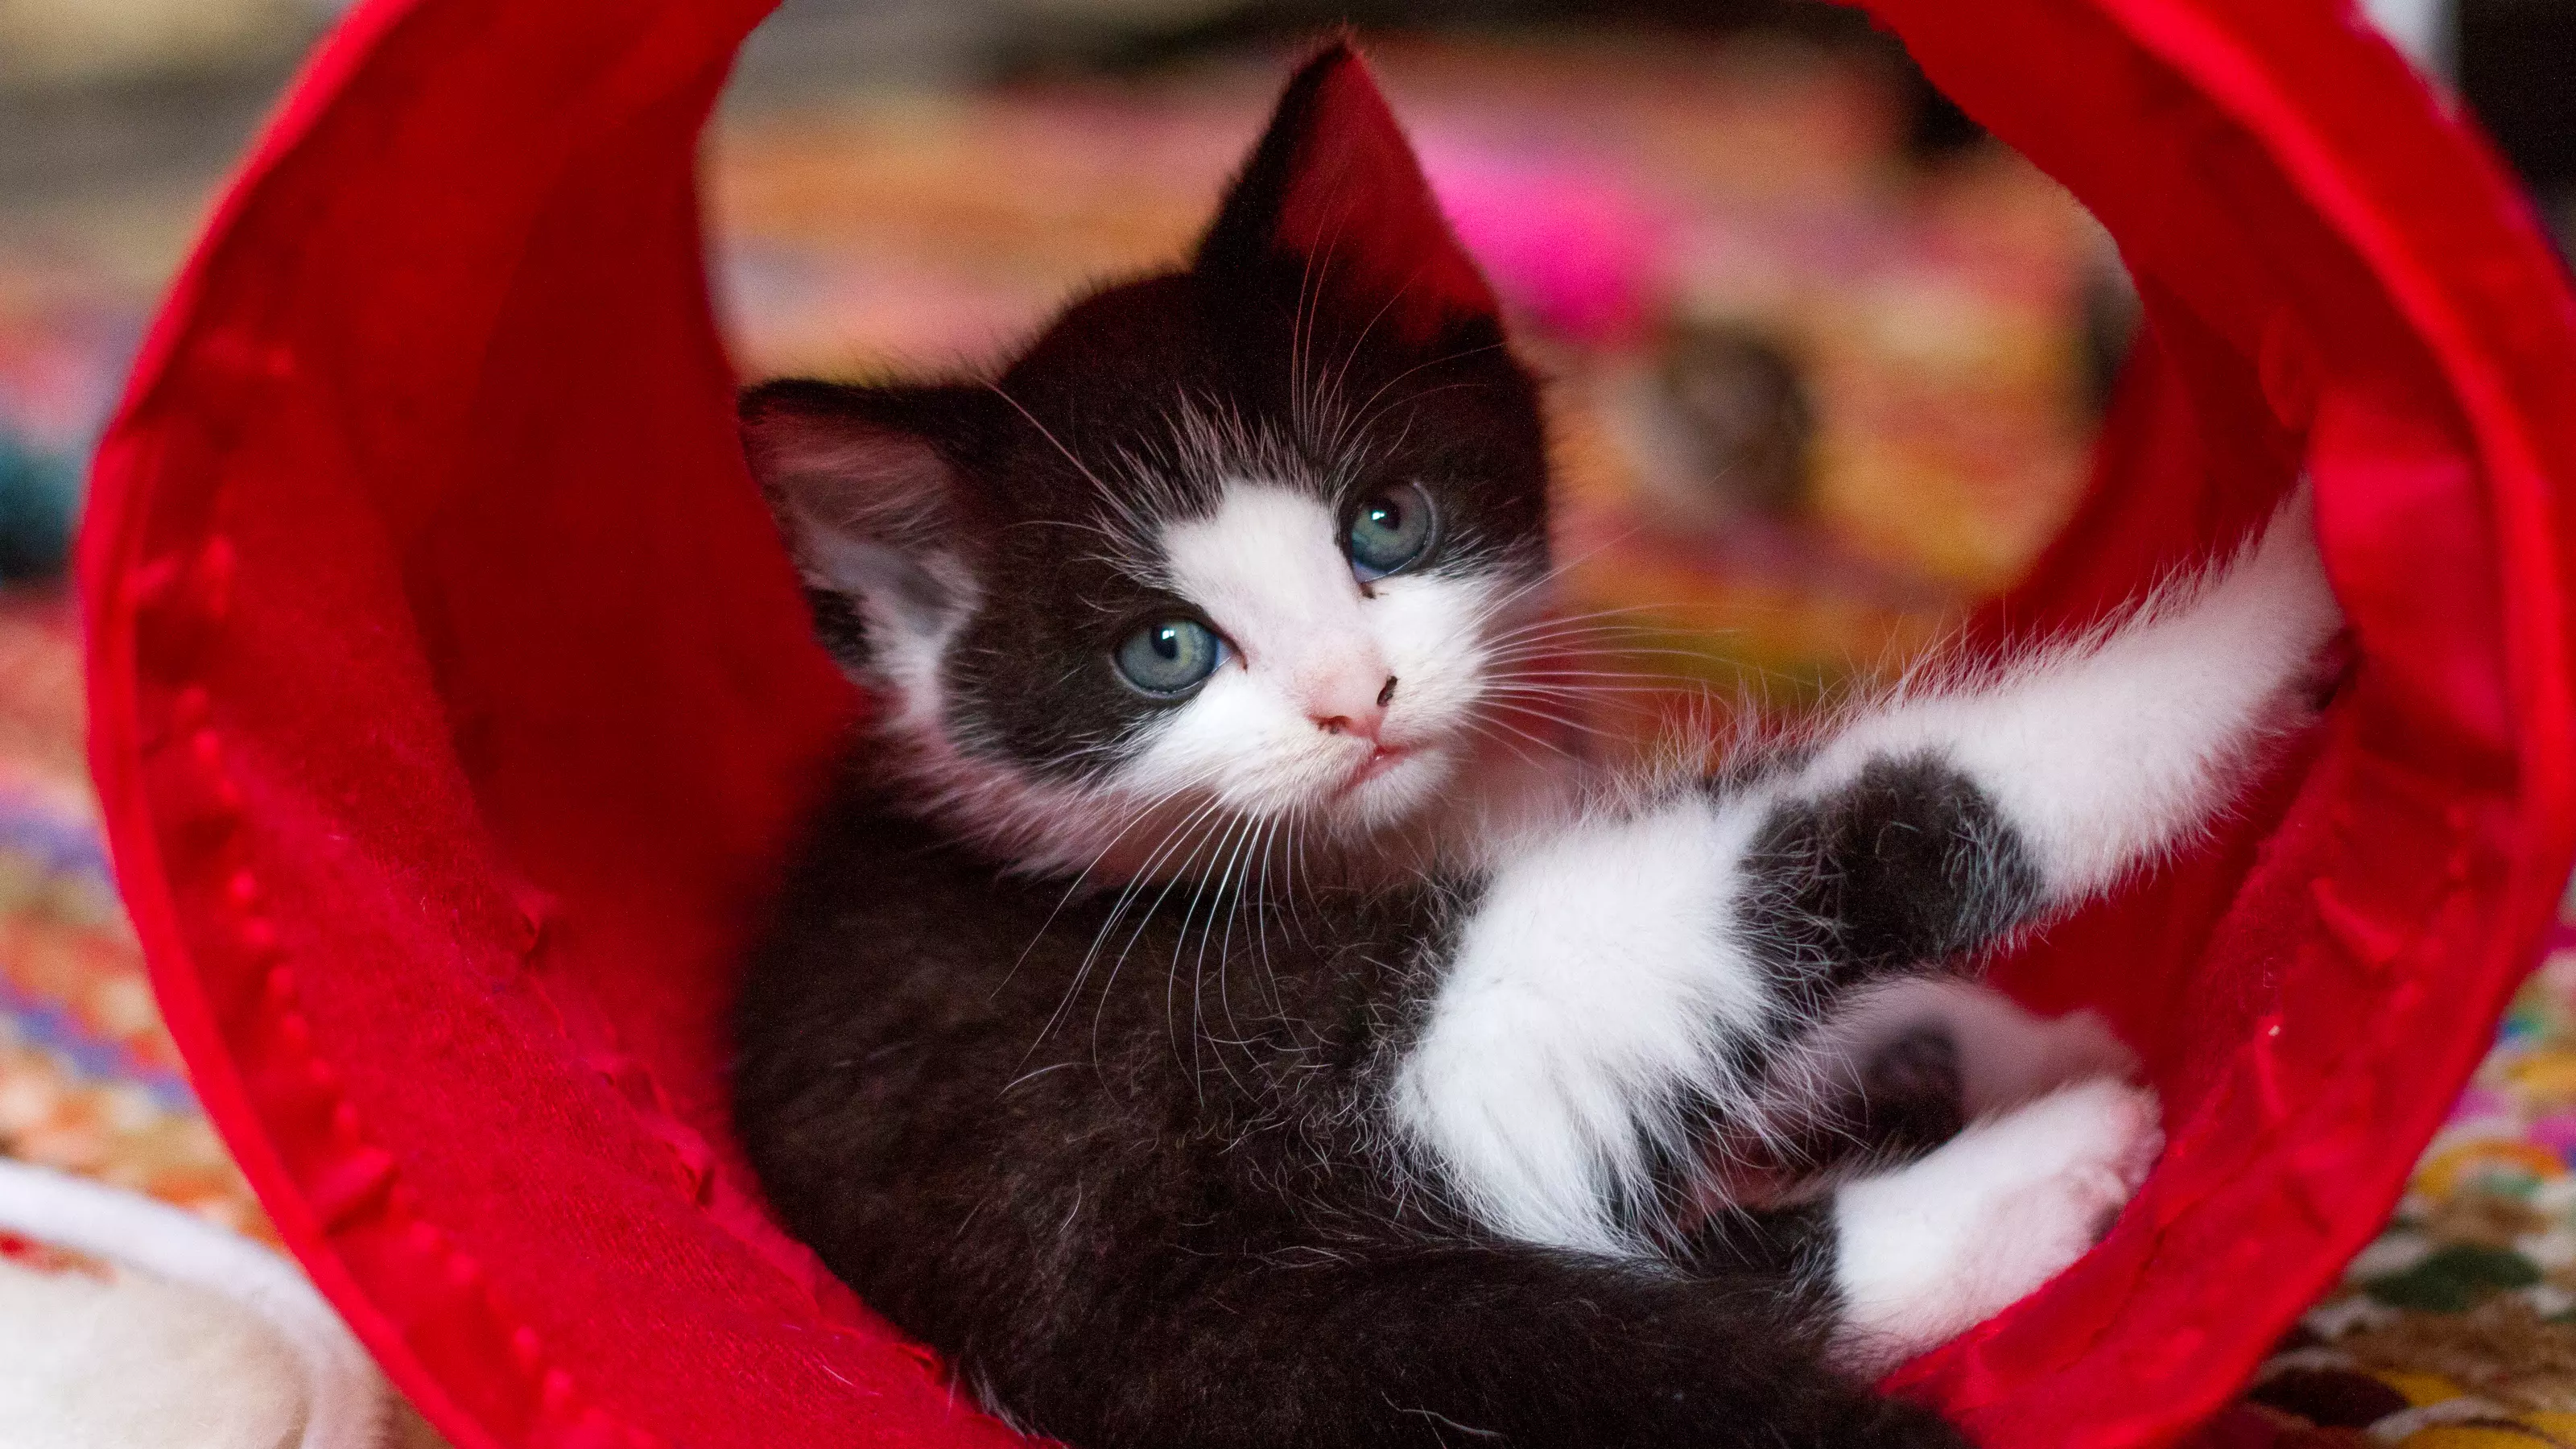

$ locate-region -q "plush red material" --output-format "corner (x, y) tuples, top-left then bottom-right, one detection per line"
(77, 1), (2576, 1446)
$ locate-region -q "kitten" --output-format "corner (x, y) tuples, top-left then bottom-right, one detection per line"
(732, 44), (2340, 1448)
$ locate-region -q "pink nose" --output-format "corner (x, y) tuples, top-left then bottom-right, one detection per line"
(1311, 675), (1399, 741)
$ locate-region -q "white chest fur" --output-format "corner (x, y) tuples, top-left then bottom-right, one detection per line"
(1393, 794), (1770, 1254)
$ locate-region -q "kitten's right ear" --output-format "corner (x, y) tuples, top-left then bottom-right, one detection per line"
(740, 380), (979, 650)
(1196, 42), (1497, 348)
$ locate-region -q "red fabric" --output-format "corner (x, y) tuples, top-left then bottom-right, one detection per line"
(76, 2), (2576, 1447)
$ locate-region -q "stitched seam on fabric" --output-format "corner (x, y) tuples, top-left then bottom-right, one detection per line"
(151, 549), (668, 1449)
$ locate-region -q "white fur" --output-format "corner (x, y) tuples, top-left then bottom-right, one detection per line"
(1806, 490), (2336, 901)
(852, 572), (977, 772)
(1394, 793), (1772, 1253)
(1126, 482), (1520, 842)
(824, 473), (1549, 884)
(1830, 1078), (2162, 1374)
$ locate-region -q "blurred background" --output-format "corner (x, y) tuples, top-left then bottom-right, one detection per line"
(0, 0), (2536, 700)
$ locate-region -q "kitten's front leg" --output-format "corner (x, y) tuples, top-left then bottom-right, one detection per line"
(1397, 493), (2334, 1294)
(1762, 487), (2338, 941)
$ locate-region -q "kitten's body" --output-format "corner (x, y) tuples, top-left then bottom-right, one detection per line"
(741, 793), (1915, 1447)
(733, 45), (2339, 1448)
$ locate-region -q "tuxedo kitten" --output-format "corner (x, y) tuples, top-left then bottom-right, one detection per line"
(732, 44), (2341, 1449)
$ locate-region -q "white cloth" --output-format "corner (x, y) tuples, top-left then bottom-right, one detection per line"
(0, 1159), (386, 1449)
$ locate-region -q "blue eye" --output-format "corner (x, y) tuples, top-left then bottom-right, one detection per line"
(1347, 482), (1436, 580)
(1113, 618), (1226, 698)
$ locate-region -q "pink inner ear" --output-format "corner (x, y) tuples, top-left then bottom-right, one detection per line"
(1274, 56), (1499, 344)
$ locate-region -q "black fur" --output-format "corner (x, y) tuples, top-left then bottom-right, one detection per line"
(1736, 753), (2041, 1018)
(732, 752), (2050, 1447)
(735, 784), (1971, 1449)
(1637, 751), (2035, 1220)
(1848, 1025), (1972, 1158)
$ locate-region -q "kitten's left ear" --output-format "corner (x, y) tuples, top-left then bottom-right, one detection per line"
(739, 379), (983, 654)
(1197, 41), (1498, 345)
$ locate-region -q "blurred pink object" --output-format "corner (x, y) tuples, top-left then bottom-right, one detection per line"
(1422, 142), (1667, 345)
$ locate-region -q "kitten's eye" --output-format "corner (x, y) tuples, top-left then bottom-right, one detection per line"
(1113, 618), (1227, 698)
(1347, 482), (1437, 581)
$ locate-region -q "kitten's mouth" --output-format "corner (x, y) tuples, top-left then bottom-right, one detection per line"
(1340, 744), (1415, 795)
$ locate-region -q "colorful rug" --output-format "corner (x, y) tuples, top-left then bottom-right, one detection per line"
(0, 596), (261, 1234)
(2198, 917), (2576, 1449)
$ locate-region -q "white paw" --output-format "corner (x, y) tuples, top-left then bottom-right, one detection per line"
(1828, 1078), (2161, 1374)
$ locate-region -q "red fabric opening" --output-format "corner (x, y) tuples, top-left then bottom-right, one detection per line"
(79, 2), (2576, 1446)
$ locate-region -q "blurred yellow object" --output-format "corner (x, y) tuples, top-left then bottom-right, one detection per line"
(2376, 1368), (2470, 1406)
(2417, 1141), (2570, 1202)
(2397, 1428), (2559, 1448)
(2501, 1051), (2576, 1104)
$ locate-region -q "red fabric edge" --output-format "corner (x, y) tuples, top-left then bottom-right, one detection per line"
(79, 5), (522, 1443)
(1871, 0), (2576, 1442)
(79, 4), (788, 1446)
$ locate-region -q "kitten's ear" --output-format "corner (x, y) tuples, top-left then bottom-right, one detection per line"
(740, 380), (979, 648)
(1196, 41), (1497, 345)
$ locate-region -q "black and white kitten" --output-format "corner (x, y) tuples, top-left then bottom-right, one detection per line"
(732, 45), (2339, 1449)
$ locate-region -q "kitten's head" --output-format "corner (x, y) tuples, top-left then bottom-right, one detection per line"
(745, 43), (1558, 879)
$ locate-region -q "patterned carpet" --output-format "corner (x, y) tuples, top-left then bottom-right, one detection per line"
(2204, 927), (2576, 1449)
(0, 596), (263, 1236)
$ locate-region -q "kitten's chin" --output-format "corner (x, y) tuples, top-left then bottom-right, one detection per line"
(1325, 746), (1455, 838)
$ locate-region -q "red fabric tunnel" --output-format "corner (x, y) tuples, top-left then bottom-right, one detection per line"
(76, 1), (2576, 1446)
